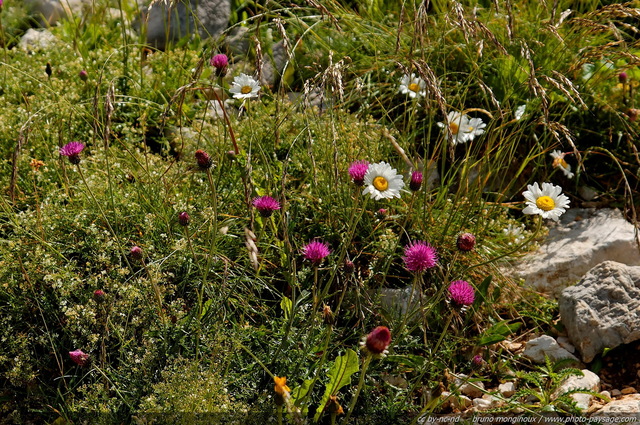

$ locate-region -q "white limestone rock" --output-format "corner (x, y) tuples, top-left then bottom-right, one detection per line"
(522, 335), (580, 365)
(591, 394), (640, 419)
(559, 261), (640, 363)
(451, 373), (485, 399)
(499, 382), (516, 398)
(512, 209), (640, 297)
(25, 0), (89, 26)
(18, 28), (57, 51)
(554, 369), (600, 411)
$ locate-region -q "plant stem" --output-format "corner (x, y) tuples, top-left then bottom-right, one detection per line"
(342, 354), (372, 424)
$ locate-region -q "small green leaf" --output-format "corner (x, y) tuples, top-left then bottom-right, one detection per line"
(313, 349), (360, 422)
(281, 297), (292, 321)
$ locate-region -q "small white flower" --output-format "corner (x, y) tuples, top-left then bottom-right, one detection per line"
(398, 73), (426, 99)
(467, 117), (486, 139)
(229, 73), (260, 99)
(522, 182), (570, 221)
(515, 104), (527, 120)
(550, 150), (574, 179)
(362, 161), (405, 200)
(437, 111), (472, 145)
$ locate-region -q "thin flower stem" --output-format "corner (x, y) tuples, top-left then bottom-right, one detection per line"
(277, 405), (283, 425)
(433, 310), (455, 354)
(342, 354), (372, 424)
(142, 260), (166, 325)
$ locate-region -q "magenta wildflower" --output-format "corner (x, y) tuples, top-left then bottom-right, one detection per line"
(619, 72), (628, 84)
(178, 212), (190, 226)
(195, 149), (213, 170)
(409, 171), (423, 191)
(456, 232), (476, 252)
(79, 70), (88, 81)
(302, 240), (330, 264)
(130, 246), (143, 260)
(403, 241), (438, 273)
(59, 141), (85, 165)
(362, 326), (392, 356)
(348, 160), (369, 186)
(472, 354), (484, 366)
(252, 196), (281, 217)
(93, 289), (106, 302)
(448, 280), (475, 306)
(210, 53), (229, 76)
(69, 349), (90, 367)
(343, 259), (355, 274)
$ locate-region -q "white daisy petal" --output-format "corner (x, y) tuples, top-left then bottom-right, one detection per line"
(229, 73), (261, 99)
(522, 182), (570, 222)
(398, 73), (426, 99)
(362, 161), (405, 200)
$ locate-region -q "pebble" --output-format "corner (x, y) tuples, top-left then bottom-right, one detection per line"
(621, 387), (637, 395)
(611, 389), (622, 397)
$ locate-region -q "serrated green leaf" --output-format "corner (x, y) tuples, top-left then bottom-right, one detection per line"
(280, 296), (292, 321)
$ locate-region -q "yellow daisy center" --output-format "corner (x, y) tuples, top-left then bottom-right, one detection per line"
(408, 83), (420, 92)
(536, 196), (555, 211)
(373, 176), (389, 191)
(449, 122), (459, 135)
(553, 157), (568, 169)
(241, 85), (252, 94)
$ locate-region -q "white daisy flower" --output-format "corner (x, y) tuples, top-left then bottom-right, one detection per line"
(467, 117), (486, 139)
(522, 182), (570, 221)
(550, 150), (574, 179)
(229, 73), (261, 99)
(362, 161), (405, 200)
(515, 104), (527, 120)
(437, 111), (472, 146)
(398, 73), (426, 99)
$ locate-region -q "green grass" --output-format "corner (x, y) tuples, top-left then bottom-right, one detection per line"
(0, 0), (639, 423)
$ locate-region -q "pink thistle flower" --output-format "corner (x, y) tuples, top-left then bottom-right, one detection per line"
(79, 70), (88, 81)
(403, 241), (438, 273)
(69, 349), (90, 367)
(93, 289), (106, 302)
(130, 246), (143, 260)
(448, 280), (475, 306)
(619, 72), (628, 84)
(361, 326), (392, 356)
(456, 233), (476, 252)
(252, 196), (281, 217)
(472, 354), (484, 366)
(302, 240), (330, 265)
(195, 149), (213, 170)
(348, 161), (369, 186)
(409, 171), (423, 191)
(210, 53), (229, 76)
(59, 141), (85, 164)
(178, 212), (190, 226)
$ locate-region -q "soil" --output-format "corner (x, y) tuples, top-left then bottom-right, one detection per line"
(596, 340), (640, 392)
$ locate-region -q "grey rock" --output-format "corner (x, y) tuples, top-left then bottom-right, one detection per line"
(522, 335), (580, 365)
(18, 28), (57, 51)
(559, 261), (640, 363)
(440, 391), (472, 410)
(556, 336), (576, 353)
(499, 382), (516, 398)
(379, 286), (420, 318)
(139, 0), (230, 49)
(590, 394), (640, 418)
(513, 208), (640, 297)
(451, 373), (485, 399)
(554, 369), (600, 411)
(260, 40), (288, 88)
(472, 398), (492, 411)
(25, 0), (89, 26)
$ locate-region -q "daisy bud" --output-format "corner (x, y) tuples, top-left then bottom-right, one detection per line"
(178, 212), (190, 226)
(195, 149), (213, 170)
(93, 289), (106, 302)
(69, 349), (90, 367)
(363, 326), (392, 356)
(130, 246), (143, 261)
(409, 171), (423, 191)
(619, 72), (628, 84)
(456, 233), (476, 252)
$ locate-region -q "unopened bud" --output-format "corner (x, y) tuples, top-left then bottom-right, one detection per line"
(456, 232), (476, 252)
(178, 212), (190, 226)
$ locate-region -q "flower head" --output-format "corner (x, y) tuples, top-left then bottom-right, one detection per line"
(456, 233), (476, 252)
(348, 160), (369, 186)
(522, 182), (570, 221)
(471, 354), (484, 368)
(403, 241), (438, 273)
(515, 104), (527, 120)
(229, 73), (260, 99)
(361, 326), (392, 357)
(467, 117), (486, 138)
(195, 149), (213, 170)
(59, 141), (85, 164)
(210, 53), (229, 76)
(437, 111), (471, 146)
(69, 349), (90, 367)
(362, 161), (405, 200)
(79, 70), (88, 81)
(619, 72), (628, 84)
(409, 171), (423, 191)
(253, 196), (281, 217)
(93, 289), (106, 302)
(178, 212), (190, 226)
(398, 73), (426, 99)
(273, 376), (291, 406)
(130, 246), (143, 261)
(550, 150), (574, 179)
(448, 280), (475, 306)
(302, 240), (330, 265)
